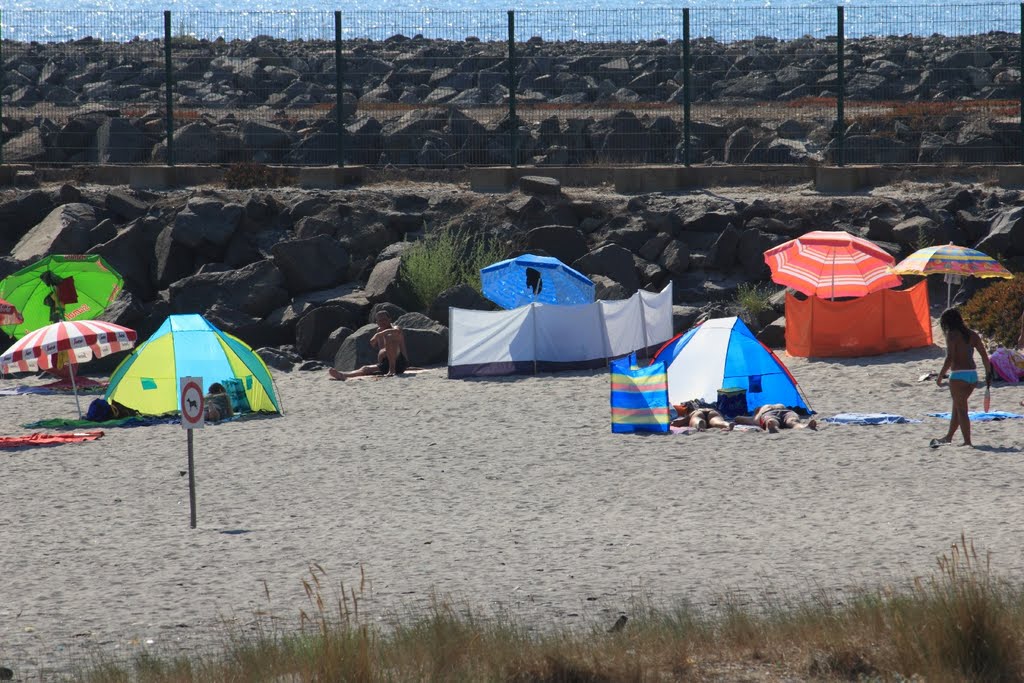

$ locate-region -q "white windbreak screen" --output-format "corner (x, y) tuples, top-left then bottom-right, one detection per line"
(449, 283), (674, 373)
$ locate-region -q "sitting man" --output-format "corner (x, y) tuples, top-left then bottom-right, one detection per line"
(735, 403), (817, 433)
(671, 400), (733, 431)
(204, 382), (234, 422)
(329, 310), (410, 380)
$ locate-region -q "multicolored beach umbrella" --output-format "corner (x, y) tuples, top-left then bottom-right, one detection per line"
(610, 352), (670, 434)
(481, 254), (595, 310)
(0, 255), (124, 339)
(763, 230), (901, 299)
(893, 243), (1013, 308)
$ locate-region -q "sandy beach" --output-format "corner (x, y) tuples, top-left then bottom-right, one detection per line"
(4, 316), (1024, 675)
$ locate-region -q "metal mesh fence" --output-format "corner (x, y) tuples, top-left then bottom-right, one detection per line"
(688, 7), (836, 165)
(342, 11), (508, 166)
(513, 9), (684, 165)
(0, 5), (1021, 167)
(2, 11), (166, 164)
(843, 3), (1021, 164)
(168, 12), (334, 165)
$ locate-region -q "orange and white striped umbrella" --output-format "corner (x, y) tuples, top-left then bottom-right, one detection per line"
(0, 319), (136, 374)
(763, 230), (902, 299)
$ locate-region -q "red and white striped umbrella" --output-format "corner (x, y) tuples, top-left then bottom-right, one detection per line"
(0, 319), (137, 374)
(763, 230), (901, 299)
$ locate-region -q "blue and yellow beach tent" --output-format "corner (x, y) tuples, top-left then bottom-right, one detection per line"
(105, 314), (281, 416)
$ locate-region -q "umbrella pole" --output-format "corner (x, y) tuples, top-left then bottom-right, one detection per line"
(831, 250), (836, 301)
(69, 362), (82, 419)
(947, 279), (952, 309)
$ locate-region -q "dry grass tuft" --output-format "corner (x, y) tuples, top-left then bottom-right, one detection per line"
(71, 535), (1024, 683)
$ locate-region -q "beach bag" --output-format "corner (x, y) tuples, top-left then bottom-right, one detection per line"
(85, 398), (113, 422)
(610, 353), (670, 434)
(222, 378), (251, 414)
(716, 387), (747, 418)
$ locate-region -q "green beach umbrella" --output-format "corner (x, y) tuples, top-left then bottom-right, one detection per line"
(0, 255), (124, 339)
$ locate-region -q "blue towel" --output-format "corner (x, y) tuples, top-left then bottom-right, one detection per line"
(927, 411), (1024, 421)
(824, 413), (922, 425)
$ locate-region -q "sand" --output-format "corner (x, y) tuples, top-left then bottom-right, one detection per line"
(4, 318), (1024, 675)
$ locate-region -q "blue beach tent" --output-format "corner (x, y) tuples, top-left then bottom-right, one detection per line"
(480, 254), (595, 309)
(104, 314), (281, 416)
(653, 316), (811, 414)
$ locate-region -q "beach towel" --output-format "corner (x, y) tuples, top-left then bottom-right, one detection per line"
(610, 353), (670, 434)
(990, 348), (1024, 384)
(926, 411), (1024, 421)
(0, 383), (108, 396)
(824, 413), (922, 425)
(0, 430), (104, 448)
(22, 415), (179, 430)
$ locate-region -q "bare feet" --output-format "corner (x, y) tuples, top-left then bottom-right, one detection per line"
(328, 368), (346, 381)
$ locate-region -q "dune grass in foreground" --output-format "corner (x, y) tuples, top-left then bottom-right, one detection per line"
(76, 536), (1024, 682)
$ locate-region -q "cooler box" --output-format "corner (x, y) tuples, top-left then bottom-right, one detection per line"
(716, 387), (747, 418)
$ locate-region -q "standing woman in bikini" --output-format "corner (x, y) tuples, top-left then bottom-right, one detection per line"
(935, 308), (991, 447)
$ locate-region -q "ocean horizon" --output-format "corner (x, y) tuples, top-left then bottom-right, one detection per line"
(0, 1), (1018, 43)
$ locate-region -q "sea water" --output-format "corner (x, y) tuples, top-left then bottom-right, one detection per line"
(0, 0), (1018, 43)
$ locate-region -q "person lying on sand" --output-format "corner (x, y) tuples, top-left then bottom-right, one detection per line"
(734, 404), (817, 433)
(671, 401), (733, 431)
(329, 311), (410, 380)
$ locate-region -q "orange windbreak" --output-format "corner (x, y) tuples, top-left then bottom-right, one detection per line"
(785, 281), (932, 358)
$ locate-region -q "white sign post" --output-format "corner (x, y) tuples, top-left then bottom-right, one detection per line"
(180, 376), (204, 529)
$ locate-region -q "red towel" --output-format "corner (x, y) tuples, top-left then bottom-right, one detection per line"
(0, 431), (104, 448)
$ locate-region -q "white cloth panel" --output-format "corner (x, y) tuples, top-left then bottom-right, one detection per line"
(640, 284), (674, 347)
(599, 295), (645, 357)
(448, 305), (535, 366)
(533, 302), (606, 361)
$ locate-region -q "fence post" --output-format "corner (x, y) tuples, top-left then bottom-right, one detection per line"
(335, 10), (344, 168)
(507, 10), (517, 169)
(0, 10), (5, 167)
(164, 10), (174, 167)
(835, 5), (845, 167)
(682, 8), (691, 167)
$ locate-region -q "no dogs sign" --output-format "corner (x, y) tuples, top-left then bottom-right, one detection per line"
(180, 376), (204, 429)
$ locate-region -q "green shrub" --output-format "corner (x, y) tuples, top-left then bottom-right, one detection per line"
(400, 229), (508, 311)
(961, 276), (1024, 347)
(224, 162), (284, 189)
(733, 283), (778, 323)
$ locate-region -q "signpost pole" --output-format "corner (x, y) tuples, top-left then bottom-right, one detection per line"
(187, 429), (196, 529)
(180, 376), (204, 529)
